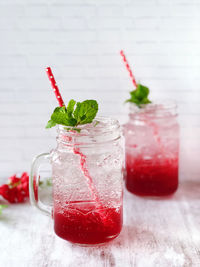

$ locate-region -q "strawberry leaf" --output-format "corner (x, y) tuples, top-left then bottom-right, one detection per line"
(0, 204), (8, 215)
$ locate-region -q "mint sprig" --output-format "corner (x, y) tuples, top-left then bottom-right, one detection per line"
(46, 99), (98, 129)
(0, 204), (7, 215)
(126, 83), (151, 107)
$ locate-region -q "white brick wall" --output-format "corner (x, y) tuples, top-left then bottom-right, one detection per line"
(0, 0), (200, 179)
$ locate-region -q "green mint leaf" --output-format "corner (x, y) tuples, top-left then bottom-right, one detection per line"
(51, 106), (77, 127)
(67, 99), (76, 117)
(0, 204), (8, 215)
(74, 100), (98, 125)
(46, 99), (98, 129)
(73, 102), (81, 123)
(126, 83), (151, 107)
(46, 119), (57, 129)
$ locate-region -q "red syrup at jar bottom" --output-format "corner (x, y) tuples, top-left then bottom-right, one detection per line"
(125, 154), (179, 196)
(54, 202), (123, 245)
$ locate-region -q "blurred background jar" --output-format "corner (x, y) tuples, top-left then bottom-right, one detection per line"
(123, 101), (179, 196)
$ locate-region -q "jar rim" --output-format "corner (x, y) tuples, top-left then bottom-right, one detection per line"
(58, 116), (120, 134)
(130, 99), (177, 110)
(129, 99), (178, 119)
(57, 116), (121, 146)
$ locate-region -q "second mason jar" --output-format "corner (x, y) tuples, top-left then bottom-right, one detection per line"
(124, 102), (179, 196)
(30, 117), (124, 245)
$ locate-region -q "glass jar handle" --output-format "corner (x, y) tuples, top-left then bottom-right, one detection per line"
(29, 153), (52, 217)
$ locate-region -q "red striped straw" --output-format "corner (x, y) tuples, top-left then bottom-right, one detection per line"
(45, 67), (103, 211)
(46, 67), (65, 107)
(120, 50), (137, 88)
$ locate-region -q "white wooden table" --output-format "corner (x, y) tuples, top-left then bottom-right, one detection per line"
(1, 179), (200, 267)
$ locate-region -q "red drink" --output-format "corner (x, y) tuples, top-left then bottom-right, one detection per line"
(125, 154), (178, 196)
(54, 202), (122, 245)
(124, 102), (179, 196)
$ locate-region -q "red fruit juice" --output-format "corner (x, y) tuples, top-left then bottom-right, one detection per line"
(54, 202), (122, 245)
(125, 153), (178, 196)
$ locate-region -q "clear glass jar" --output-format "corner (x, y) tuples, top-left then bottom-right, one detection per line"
(124, 102), (179, 196)
(30, 117), (124, 245)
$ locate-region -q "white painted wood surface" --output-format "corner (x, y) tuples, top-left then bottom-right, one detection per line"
(1, 179), (200, 267)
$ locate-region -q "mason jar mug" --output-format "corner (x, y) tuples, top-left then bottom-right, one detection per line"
(124, 102), (179, 196)
(30, 117), (124, 245)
